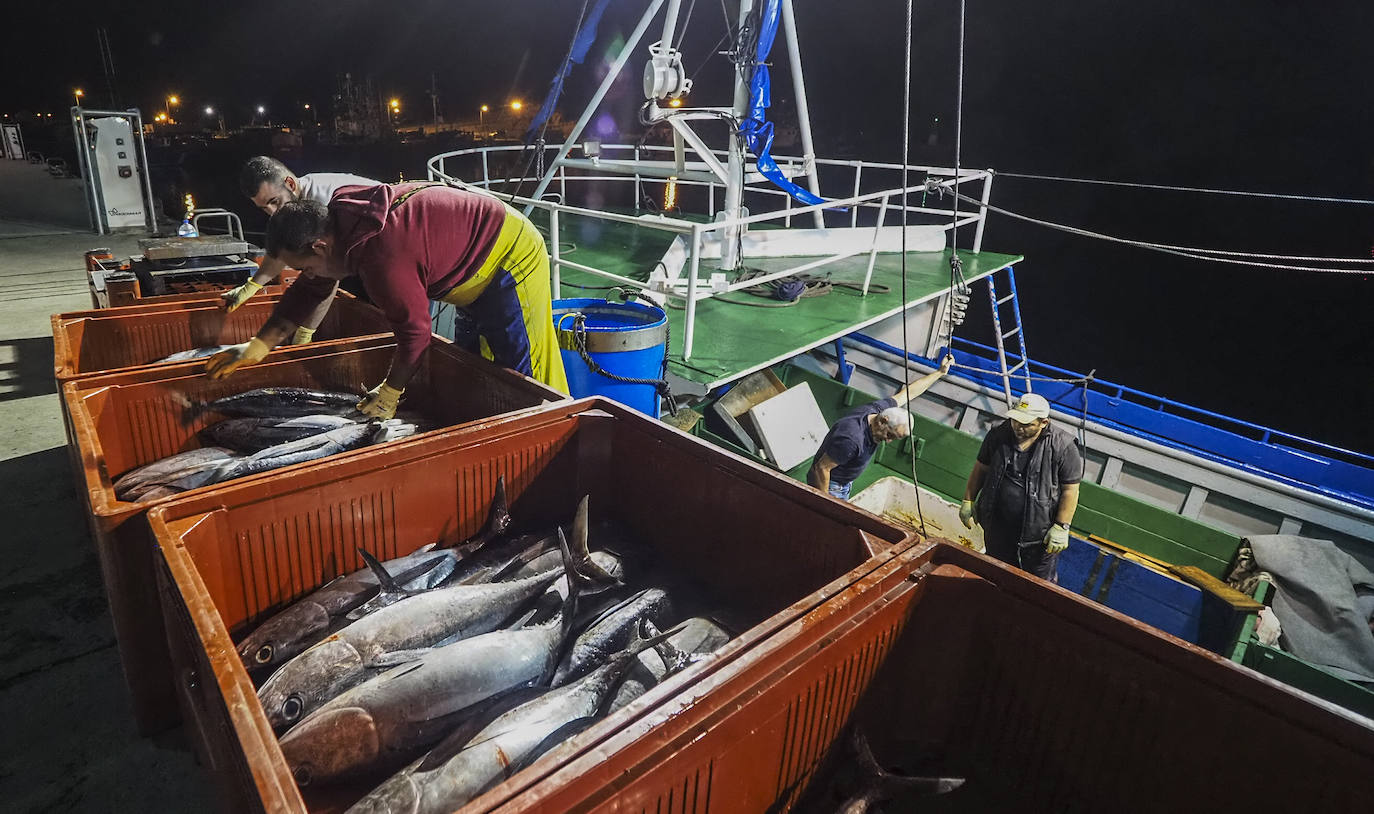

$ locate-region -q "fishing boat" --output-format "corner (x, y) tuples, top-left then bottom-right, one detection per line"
(423, 0), (1374, 720)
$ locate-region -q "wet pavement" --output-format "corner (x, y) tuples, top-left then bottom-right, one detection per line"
(0, 222), (218, 812)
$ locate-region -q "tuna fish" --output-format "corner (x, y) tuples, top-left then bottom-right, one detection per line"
(345, 622), (677, 813)
(112, 447), (238, 500)
(608, 616), (732, 712)
(552, 588), (673, 685)
(202, 414), (357, 453)
(235, 545), (460, 677)
(255, 547), (617, 732)
(279, 530), (594, 787)
(200, 387), (365, 418)
(345, 478), (513, 621)
(157, 345), (236, 363)
(218, 421), (408, 480)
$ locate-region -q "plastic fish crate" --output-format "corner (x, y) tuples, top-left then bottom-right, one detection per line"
(52, 291), (391, 382)
(147, 397), (913, 814)
(65, 338), (564, 736)
(495, 541), (1374, 814)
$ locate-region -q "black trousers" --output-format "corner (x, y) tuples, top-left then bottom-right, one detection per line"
(982, 519), (1060, 583)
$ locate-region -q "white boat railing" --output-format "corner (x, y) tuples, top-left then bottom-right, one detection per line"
(428, 144), (993, 359)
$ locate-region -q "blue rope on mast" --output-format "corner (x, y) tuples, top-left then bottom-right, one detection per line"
(740, 0), (828, 206)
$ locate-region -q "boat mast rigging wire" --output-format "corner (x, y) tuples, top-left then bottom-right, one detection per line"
(927, 181), (1374, 274)
(899, 0), (930, 538)
(996, 171), (1374, 207)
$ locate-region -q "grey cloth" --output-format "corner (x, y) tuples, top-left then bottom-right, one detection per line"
(1249, 534), (1374, 684)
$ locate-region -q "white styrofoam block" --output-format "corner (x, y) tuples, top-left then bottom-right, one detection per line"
(747, 381), (831, 472)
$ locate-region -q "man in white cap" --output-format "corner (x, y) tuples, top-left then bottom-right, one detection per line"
(959, 392), (1083, 581)
(808, 356), (954, 500)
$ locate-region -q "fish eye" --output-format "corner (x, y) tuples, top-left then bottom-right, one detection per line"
(254, 644), (274, 664)
(283, 693), (305, 722)
(292, 764), (312, 787)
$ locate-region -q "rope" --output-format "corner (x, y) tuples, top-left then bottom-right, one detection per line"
(566, 312), (678, 416)
(898, 0), (929, 539)
(997, 171), (1374, 207)
(930, 181), (1374, 275)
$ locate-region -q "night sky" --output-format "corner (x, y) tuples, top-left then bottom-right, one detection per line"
(4, 1), (1372, 452)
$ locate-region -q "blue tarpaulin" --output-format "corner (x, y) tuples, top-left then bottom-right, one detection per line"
(740, 0), (827, 206)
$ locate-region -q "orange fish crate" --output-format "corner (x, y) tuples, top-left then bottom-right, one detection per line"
(147, 397), (913, 813)
(64, 338), (564, 735)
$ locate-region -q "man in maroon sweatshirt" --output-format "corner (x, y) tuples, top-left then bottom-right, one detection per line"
(204, 182), (568, 417)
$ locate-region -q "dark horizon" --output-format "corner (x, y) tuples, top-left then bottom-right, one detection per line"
(5, 0), (1372, 452)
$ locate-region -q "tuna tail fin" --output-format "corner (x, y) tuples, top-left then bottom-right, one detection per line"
(851, 729), (965, 796)
(568, 495), (621, 587)
(481, 475), (512, 543)
(640, 619), (695, 676)
(541, 527), (592, 687)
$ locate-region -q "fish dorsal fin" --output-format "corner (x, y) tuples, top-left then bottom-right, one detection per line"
(342, 553), (450, 621)
(368, 649), (430, 671)
(415, 685), (546, 772)
(358, 548), (404, 594)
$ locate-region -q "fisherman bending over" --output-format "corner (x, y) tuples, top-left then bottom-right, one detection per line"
(222, 156), (381, 344)
(205, 182), (568, 416)
(960, 392), (1082, 583)
(808, 355), (954, 500)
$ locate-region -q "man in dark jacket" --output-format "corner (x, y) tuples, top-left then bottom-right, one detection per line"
(959, 392), (1082, 582)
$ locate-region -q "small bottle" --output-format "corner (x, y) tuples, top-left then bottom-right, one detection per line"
(178, 192), (198, 237)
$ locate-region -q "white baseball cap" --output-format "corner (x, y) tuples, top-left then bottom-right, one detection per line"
(1006, 393), (1050, 423)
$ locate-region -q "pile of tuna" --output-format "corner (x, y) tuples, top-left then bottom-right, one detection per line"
(235, 480), (731, 813)
(113, 387), (421, 502)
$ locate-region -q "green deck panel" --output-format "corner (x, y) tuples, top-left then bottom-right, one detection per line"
(532, 208), (1020, 388)
(694, 364), (1242, 575)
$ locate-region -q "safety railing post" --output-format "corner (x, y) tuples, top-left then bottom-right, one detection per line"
(550, 207), (562, 299)
(973, 169), (994, 253)
(861, 194), (890, 295)
(684, 225), (702, 360)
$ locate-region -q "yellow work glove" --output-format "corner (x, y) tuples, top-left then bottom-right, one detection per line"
(357, 382), (404, 419)
(959, 499), (977, 529)
(1045, 523), (1071, 554)
(291, 326), (316, 345)
(205, 337), (271, 380)
(221, 279), (264, 312)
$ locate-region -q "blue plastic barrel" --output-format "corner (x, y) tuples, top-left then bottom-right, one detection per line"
(553, 298), (668, 416)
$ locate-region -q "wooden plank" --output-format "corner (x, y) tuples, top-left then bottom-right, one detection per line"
(1166, 565), (1265, 612)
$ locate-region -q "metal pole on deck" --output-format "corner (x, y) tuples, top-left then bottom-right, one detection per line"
(721, 0), (756, 271)
(780, 0), (824, 228)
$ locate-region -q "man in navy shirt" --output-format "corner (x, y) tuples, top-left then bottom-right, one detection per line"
(808, 355), (954, 500)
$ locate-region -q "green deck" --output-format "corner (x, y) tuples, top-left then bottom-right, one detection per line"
(535, 209), (1019, 388)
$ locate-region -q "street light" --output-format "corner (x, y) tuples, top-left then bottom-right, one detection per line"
(165, 94), (179, 122)
(510, 100), (523, 111)
(74, 89), (84, 106)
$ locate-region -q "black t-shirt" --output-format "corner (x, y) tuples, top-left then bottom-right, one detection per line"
(816, 397), (898, 485)
(976, 422), (1084, 538)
